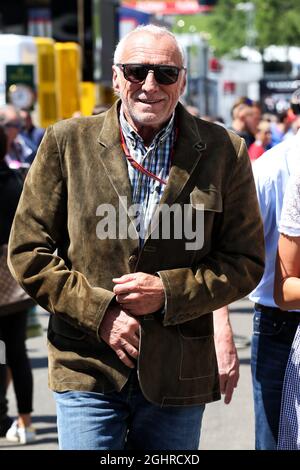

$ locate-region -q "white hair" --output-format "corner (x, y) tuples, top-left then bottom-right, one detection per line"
(114, 24), (185, 66)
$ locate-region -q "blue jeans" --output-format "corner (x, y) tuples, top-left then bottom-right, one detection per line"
(54, 370), (205, 450)
(251, 305), (299, 450)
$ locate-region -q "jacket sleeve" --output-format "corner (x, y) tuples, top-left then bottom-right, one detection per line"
(8, 125), (114, 340)
(158, 138), (265, 326)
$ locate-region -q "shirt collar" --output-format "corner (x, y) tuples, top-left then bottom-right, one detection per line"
(119, 106), (175, 147)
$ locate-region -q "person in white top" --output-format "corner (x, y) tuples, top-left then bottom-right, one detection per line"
(274, 167), (300, 450)
(249, 127), (300, 450)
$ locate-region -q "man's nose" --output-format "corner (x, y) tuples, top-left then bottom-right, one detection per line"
(142, 70), (160, 91)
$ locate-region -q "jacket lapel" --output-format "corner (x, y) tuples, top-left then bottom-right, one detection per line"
(97, 102), (132, 204)
(97, 102), (139, 239)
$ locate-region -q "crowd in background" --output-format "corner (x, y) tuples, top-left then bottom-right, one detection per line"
(186, 93), (300, 162)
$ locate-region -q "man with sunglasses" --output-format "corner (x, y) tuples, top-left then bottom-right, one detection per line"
(8, 25), (264, 450)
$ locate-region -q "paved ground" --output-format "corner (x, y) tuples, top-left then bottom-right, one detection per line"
(0, 299), (255, 450)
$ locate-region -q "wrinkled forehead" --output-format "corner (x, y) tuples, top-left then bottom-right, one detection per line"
(120, 32), (183, 66)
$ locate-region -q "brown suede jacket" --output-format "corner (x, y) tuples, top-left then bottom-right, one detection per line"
(8, 101), (264, 406)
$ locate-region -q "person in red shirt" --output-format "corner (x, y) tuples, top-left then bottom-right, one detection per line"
(248, 121), (272, 161)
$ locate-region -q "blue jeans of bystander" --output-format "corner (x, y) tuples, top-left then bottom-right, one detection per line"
(251, 304), (300, 450)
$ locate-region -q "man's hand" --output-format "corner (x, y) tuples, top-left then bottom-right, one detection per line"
(99, 305), (140, 368)
(112, 272), (165, 316)
(213, 306), (240, 405)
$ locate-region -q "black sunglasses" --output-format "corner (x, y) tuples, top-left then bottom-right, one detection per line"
(116, 63), (184, 85)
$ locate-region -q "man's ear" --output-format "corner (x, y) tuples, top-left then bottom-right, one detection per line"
(112, 66), (120, 93)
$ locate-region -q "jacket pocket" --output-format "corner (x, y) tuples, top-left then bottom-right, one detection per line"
(178, 316), (215, 380)
(179, 333), (215, 380)
(190, 187), (223, 212)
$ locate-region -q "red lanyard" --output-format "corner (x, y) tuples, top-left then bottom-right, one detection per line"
(120, 127), (176, 186)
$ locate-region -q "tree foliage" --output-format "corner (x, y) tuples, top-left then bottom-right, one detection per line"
(254, 0), (300, 49)
(174, 0), (300, 57)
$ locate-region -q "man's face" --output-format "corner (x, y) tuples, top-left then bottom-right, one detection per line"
(112, 32), (186, 133)
(242, 106), (256, 134)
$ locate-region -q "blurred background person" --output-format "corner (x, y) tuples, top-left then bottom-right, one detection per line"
(0, 124), (11, 438)
(0, 123), (35, 444)
(269, 110), (294, 146)
(19, 109), (45, 164)
(0, 105), (33, 172)
(230, 102), (256, 148)
(290, 115), (300, 136)
(251, 101), (262, 133)
(249, 99), (300, 449)
(248, 120), (272, 162)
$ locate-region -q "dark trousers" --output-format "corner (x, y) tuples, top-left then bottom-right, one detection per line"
(251, 304), (300, 450)
(0, 310), (33, 415)
(0, 364), (8, 421)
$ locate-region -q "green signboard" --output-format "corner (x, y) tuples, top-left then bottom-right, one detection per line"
(6, 64), (35, 109)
